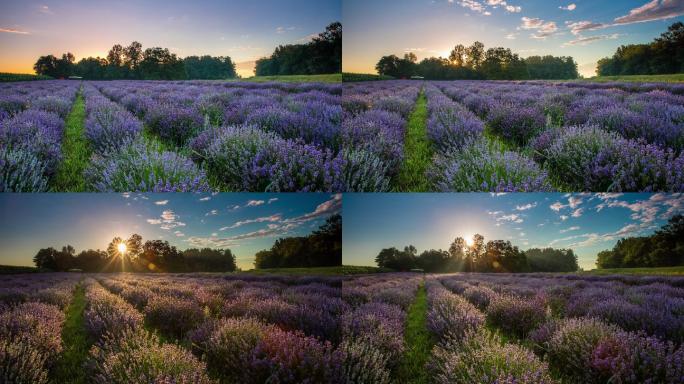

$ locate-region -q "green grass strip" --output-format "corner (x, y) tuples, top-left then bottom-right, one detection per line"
(53, 90), (90, 192)
(396, 91), (432, 192)
(53, 284), (90, 384)
(396, 281), (433, 384)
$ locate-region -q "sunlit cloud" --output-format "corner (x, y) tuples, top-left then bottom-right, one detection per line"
(246, 200), (265, 207)
(559, 3), (576, 11)
(519, 17), (558, 39)
(0, 28), (29, 35)
(563, 33), (620, 46)
(154, 200), (168, 205)
(205, 209), (218, 216)
(560, 226), (580, 233)
(268, 198), (279, 204)
(614, 0), (684, 25)
(283, 194), (342, 224)
(199, 197), (211, 201)
(276, 26), (296, 34)
(515, 203), (536, 211)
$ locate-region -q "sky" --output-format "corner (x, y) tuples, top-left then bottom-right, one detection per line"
(0, 0), (340, 77)
(343, 193), (684, 270)
(343, 0), (684, 77)
(0, 193), (341, 270)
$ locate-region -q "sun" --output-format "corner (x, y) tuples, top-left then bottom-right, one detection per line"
(117, 242), (127, 254)
(465, 236), (475, 247)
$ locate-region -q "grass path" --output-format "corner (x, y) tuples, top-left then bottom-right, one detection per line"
(53, 284), (90, 384)
(396, 281), (433, 384)
(53, 90), (90, 192)
(396, 91), (432, 192)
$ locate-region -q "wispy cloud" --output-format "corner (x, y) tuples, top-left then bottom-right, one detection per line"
(199, 197), (211, 202)
(154, 200), (168, 206)
(614, 0), (684, 25)
(559, 3), (576, 11)
(276, 26), (296, 34)
(219, 214), (282, 231)
(0, 27), (29, 35)
(268, 198), (279, 204)
(515, 203), (536, 211)
(560, 226), (580, 233)
(246, 200), (265, 207)
(563, 33), (620, 46)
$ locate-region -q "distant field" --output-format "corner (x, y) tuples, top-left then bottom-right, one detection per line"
(0, 72), (52, 82)
(586, 73), (684, 83)
(244, 266), (343, 275)
(342, 72), (394, 81)
(342, 265), (394, 274)
(238, 73), (341, 83)
(583, 265), (684, 275)
(0, 265), (39, 273)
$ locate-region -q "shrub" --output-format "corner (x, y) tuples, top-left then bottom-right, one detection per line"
(487, 103), (546, 146)
(88, 327), (213, 384)
(427, 285), (485, 341)
(340, 338), (391, 384)
(85, 139), (210, 192)
(430, 330), (555, 384)
(144, 296), (205, 339)
(85, 105), (142, 153)
(546, 317), (619, 382)
(0, 147), (49, 192)
(84, 284), (143, 340)
(486, 295), (548, 339)
(429, 139), (553, 192)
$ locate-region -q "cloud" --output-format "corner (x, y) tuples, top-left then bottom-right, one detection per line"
(284, 194), (342, 224)
(174, 231), (185, 237)
(568, 196), (583, 209)
(505, 5), (521, 13)
(268, 198), (279, 204)
(560, 226), (580, 233)
(563, 33), (620, 46)
(614, 0), (684, 25)
(560, 215), (569, 221)
(571, 208), (584, 218)
(520, 17), (558, 39)
(154, 200), (168, 205)
(199, 197), (211, 201)
(205, 209), (218, 216)
(146, 219), (162, 225)
(488, 211), (524, 224)
(220, 214), (282, 231)
(515, 203), (537, 211)
(550, 202), (565, 211)
(276, 26), (295, 34)
(505, 33), (518, 40)
(246, 200), (265, 207)
(38, 5), (54, 14)
(559, 3), (576, 11)
(0, 28), (29, 35)
(161, 210), (176, 221)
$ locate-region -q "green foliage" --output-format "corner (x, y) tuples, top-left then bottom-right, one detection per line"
(53, 91), (89, 192)
(595, 215), (684, 269)
(396, 282), (433, 384)
(0, 72), (52, 82)
(254, 214), (341, 269)
(342, 73), (394, 82)
(597, 22), (684, 76)
(525, 55), (579, 79)
(184, 55), (236, 79)
(525, 248), (579, 272)
(33, 53), (75, 78)
(33, 234), (237, 273)
(240, 73), (341, 82)
(584, 266), (684, 276)
(376, 41), (578, 80)
(587, 73), (684, 82)
(377, 235), (574, 273)
(396, 92), (432, 191)
(53, 284), (90, 384)
(256, 22), (341, 76)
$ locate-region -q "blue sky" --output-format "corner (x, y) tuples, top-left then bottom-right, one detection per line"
(0, 0), (340, 77)
(343, 0), (684, 77)
(0, 193), (341, 270)
(343, 193), (684, 270)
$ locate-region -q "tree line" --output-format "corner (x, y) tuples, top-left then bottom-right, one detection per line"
(597, 22), (684, 77)
(254, 214), (341, 269)
(596, 215), (684, 269)
(375, 234), (579, 273)
(255, 22), (341, 76)
(34, 41), (237, 80)
(33, 234), (236, 273)
(376, 41), (578, 80)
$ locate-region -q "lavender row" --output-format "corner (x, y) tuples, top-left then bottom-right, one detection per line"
(0, 82), (79, 191)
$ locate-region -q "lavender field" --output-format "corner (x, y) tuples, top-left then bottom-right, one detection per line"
(342, 80), (684, 192)
(0, 272), (345, 383)
(1, 79), (344, 192)
(342, 272), (684, 383)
